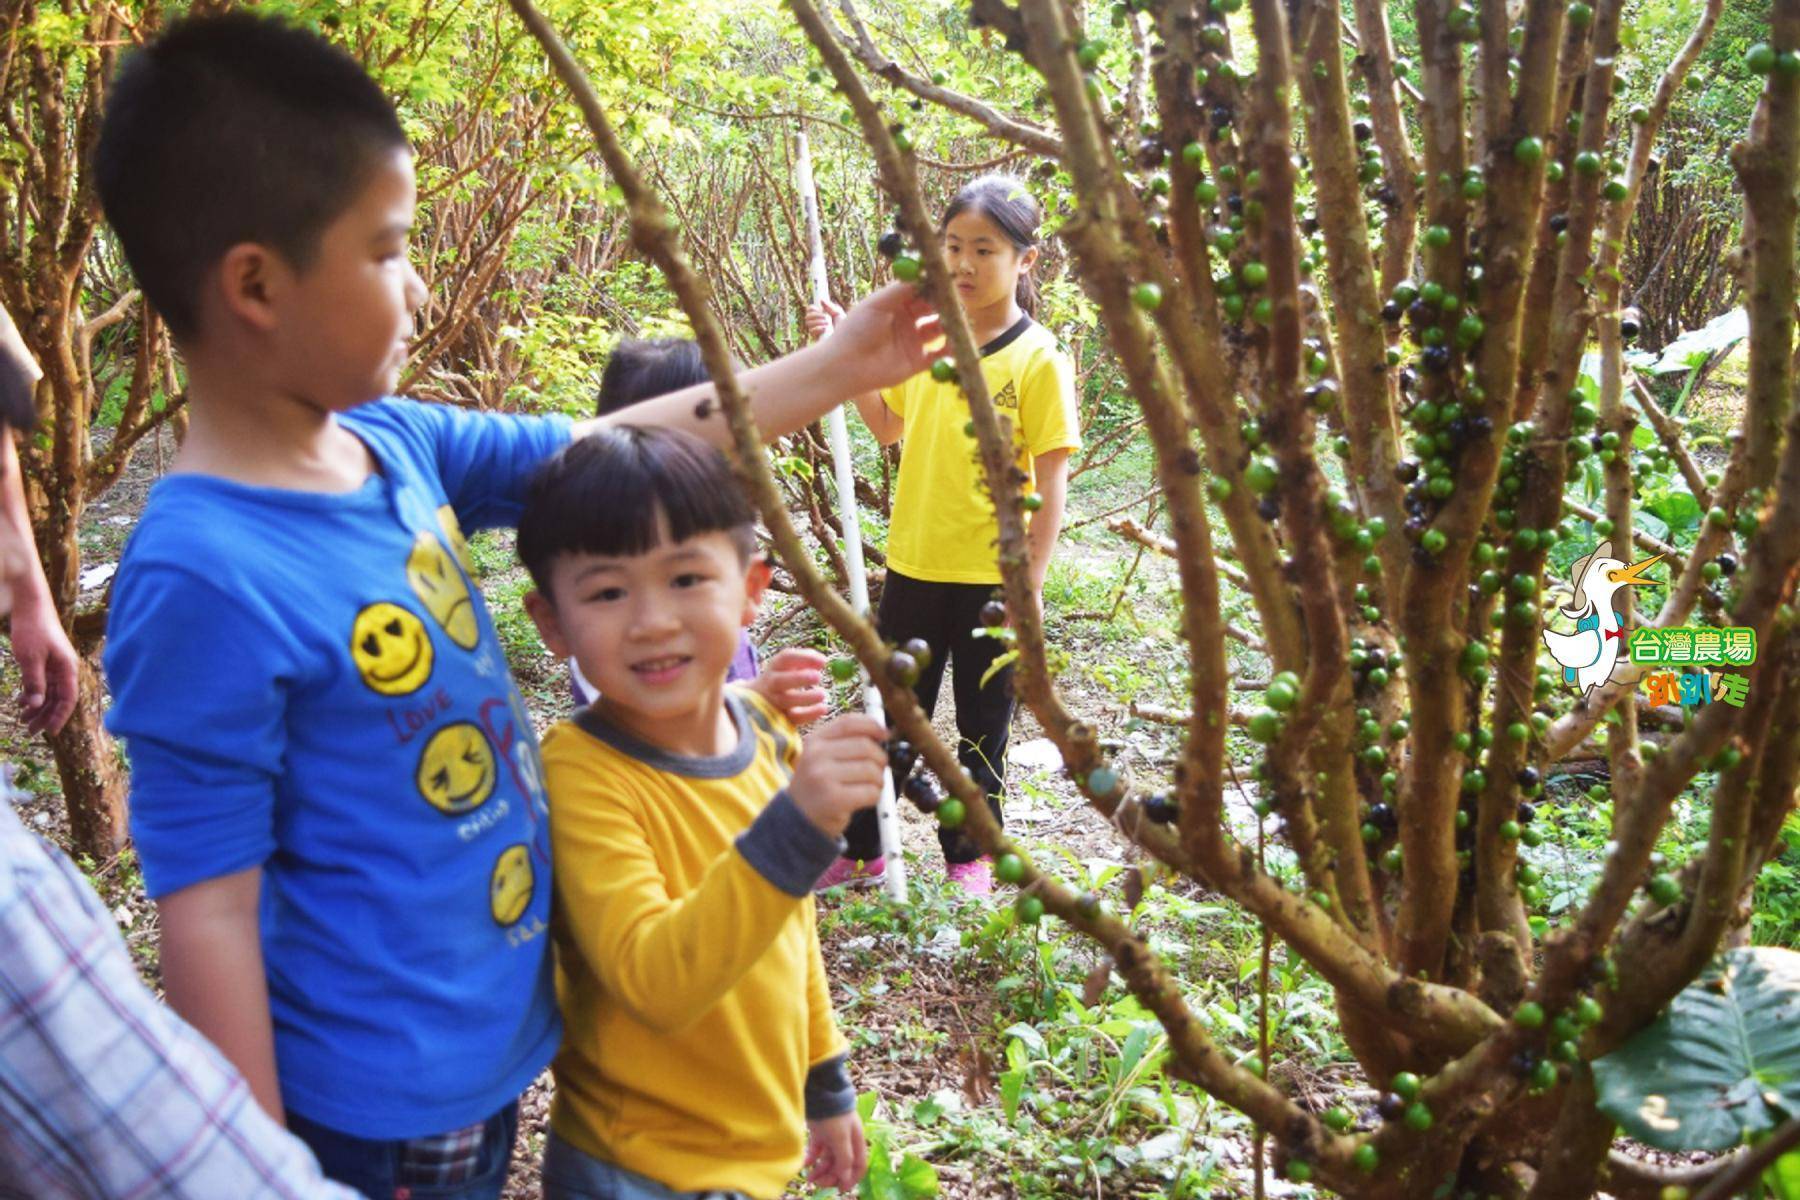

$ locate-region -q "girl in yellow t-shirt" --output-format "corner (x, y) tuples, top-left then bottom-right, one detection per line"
(806, 175), (1080, 896)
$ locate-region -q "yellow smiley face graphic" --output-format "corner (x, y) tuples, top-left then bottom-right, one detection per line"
(407, 530), (478, 650)
(415, 722), (497, 815)
(350, 602), (434, 696)
(490, 844), (533, 927)
(436, 505), (476, 575)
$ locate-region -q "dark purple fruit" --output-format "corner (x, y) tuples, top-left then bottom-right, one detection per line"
(901, 637), (933, 672)
(1396, 459), (1420, 483)
(877, 231), (904, 259)
(1376, 1092), (1408, 1121)
(1382, 300), (1404, 322)
(1368, 801), (1397, 831)
(1353, 119), (1373, 142)
(1518, 801), (1537, 823)
(888, 738), (918, 775)
(1516, 765), (1539, 788)
(1620, 307), (1641, 340)
(1548, 213), (1568, 234)
(902, 772), (941, 813)
(980, 600), (1007, 628)
(1143, 793), (1179, 823)
(887, 651), (921, 687)
(1716, 553), (1738, 576)
(1421, 345), (1451, 373)
(1257, 496), (1281, 521)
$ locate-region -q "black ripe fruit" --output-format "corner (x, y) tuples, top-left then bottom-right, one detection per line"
(877, 231), (904, 259)
(902, 772), (941, 813)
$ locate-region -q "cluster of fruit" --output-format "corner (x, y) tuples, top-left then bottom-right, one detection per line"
(875, 227), (922, 284)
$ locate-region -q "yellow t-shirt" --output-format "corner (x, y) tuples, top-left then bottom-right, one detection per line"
(542, 689), (848, 1199)
(881, 317), (1081, 584)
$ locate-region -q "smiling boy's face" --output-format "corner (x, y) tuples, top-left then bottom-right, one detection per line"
(525, 515), (769, 743)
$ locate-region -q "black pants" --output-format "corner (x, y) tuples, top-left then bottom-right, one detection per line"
(843, 570), (1014, 866)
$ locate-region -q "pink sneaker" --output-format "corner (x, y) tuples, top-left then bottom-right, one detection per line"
(817, 855), (886, 890)
(946, 857), (994, 897)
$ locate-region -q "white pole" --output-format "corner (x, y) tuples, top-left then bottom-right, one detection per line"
(794, 131), (908, 903)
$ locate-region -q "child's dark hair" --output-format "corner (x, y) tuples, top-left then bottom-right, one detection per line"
(941, 174), (1044, 317)
(517, 426), (758, 596)
(595, 338), (710, 417)
(94, 13), (410, 341)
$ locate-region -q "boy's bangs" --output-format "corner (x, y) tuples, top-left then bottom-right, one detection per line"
(518, 426), (757, 590)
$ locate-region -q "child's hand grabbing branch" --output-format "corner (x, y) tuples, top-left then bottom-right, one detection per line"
(788, 712), (886, 838)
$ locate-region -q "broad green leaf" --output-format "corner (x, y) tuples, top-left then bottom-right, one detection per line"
(1768, 1148), (1800, 1200)
(1649, 308), (1748, 374)
(1593, 947), (1800, 1151)
(860, 1136), (899, 1200)
(896, 1152), (939, 1198)
(999, 1068), (1025, 1121)
(1119, 1022), (1152, 1078)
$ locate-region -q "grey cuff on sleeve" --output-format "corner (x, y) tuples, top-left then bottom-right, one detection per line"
(804, 1054), (856, 1120)
(735, 791), (844, 897)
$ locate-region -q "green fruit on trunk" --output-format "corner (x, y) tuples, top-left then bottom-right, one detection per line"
(1353, 1143), (1379, 1172)
(1514, 136), (1545, 166)
(1514, 1000), (1545, 1028)
(1016, 894), (1045, 924)
(930, 356), (956, 383)
(1247, 708), (1283, 744)
(1746, 42), (1777, 74)
(1132, 281), (1164, 310)
(1392, 1071), (1421, 1101)
(937, 797), (967, 828)
(1648, 873), (1681, 905)
(1322, 1105), (1353, 1132)
(828, 656), (858, 683)
(995, 853), (1027, 885)
(892, 254), (922, 282)
(1404, 1102), (1433, 1131)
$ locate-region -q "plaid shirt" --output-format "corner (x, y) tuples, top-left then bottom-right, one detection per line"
(0, 790), (362, 1199)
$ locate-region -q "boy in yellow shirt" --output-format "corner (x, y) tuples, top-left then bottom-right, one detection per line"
(518, 426), (885, 1199)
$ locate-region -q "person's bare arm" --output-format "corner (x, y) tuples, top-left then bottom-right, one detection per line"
(573, 283), (938, 448)
(1025, 449), (1072, 597)
(803, 299), (902, 445)
(0, 303), (77, 735)
(157, 868), (285, 1122)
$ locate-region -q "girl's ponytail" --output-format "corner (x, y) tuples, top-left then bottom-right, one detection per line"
(942, 174), (1042, 318)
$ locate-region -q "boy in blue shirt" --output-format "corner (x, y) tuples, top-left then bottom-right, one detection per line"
(94, 14), (941, 1198)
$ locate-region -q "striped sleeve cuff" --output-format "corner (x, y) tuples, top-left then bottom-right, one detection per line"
(735, 791), (844, 897)
(804, 1054), (856, 1120)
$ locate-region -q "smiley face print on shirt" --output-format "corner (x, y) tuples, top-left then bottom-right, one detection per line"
(416, 721), (498, 815)
(490, 844), (533, 926)
(407, 530), (479, 650)
(350, 602), (434, 696)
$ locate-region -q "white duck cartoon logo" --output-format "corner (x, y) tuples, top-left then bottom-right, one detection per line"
(1541, 540), (1663, 698)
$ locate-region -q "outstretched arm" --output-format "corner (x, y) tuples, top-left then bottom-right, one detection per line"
(575, 282), (938, 447)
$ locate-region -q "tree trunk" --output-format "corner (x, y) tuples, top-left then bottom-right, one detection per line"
(46, 649), (125, 859)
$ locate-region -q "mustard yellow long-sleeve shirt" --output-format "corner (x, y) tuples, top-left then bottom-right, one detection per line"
(542, 689), (851, 1198)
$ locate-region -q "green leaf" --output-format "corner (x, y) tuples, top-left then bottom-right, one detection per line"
(1768, 1148), (1800, 1200)
(979, 648), (1021, 688)
(1000, 1067), (1026, 1121)
(896, 1152), (940, 1198)
(860, 1135), (899, 1200)
(1593, 947), (1800, 1151)
(1119, 1022), (1152, 1078)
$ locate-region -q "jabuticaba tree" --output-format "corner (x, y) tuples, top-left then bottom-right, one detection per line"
(509, 0), (1799, 1193)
